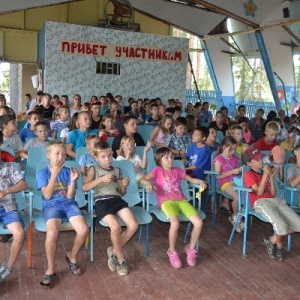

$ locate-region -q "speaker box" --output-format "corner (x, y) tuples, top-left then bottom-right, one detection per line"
(283, 7), (289, 18)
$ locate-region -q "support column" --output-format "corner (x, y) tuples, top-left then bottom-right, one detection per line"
(10, 64), (22, 114)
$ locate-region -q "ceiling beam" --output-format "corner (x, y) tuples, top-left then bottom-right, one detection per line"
(282, 25), (300, 46)
(220, 37), (240, 53)
(189, 0), (259, 28)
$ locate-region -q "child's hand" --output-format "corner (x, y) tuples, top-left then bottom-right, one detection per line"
(198, 180), (207, 191)
(263, 165), (271, 176)
(145, 142), (152, 152)
(121, 176), (130, 187)
(0, 190), (7, 200)
(233, 167), (241, 175)
(70, 167), (79, 181)
(103, 174), (115, 183)
(269, 166), (277, 177)
(50, 162), (64, 176)
(145, 184), (155, 193)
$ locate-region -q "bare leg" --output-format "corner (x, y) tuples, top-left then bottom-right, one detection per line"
(224, 184), (238, 216)
(168, 215), (180, 252)
(188, 215), (203, 250)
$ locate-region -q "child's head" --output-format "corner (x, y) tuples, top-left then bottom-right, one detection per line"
(81, 102), (91, 112)
(192, 126), (209, 144)
(173, 106), (182, 119)
(0, 94), (6, 107)
(186, 115), (196, 133)
(110, 99), (119, 111)
(0, 115), (17, 132)
(91, 102), (101, 117)
(99, 95), (107, 107)
(57, 105), (70, 121)
(61, 95), (69, 106)
(207, 125), (217, 142)
(0, 105), (9, 116)
(52, 94), (60, 103)
(159, 104), (166, 116)
(237, 117), (249, 130)
(46, 141), (66, 164)
(159, 115), (173, 132)
(218, 136), (238, 156)
(100, 114), (114, 130)
(231, 125), (244, 143)
(119, 135), (135, 157)
(278, 109), (285, 120)
(86, 134), (100, 151)
(237, 105), (246, 116)
(165, 107), (174, 116)
(154, 147), (173, 167)
(72, 94), (82, 107)
(220, 106), (228, 117)
(93, 141), (113, 169)
(186, 103), (193, 112)
(242, 148), (263, 168)
(256, 108), (264, 118)
(174, 117), (187, 136)
(90, 95), (98, 105)
(271, 146), (285, 164)
(202, 102), (209, 111)
(130, 101), (138, 111)
(77, 111), (91, 130)
(215, 111), (224, 124)
(28, 111), (41, 127)
(42, 93), (52, 107)
(265, 121), (280, 143)
(34, 121), (49, 141)
(150, 103), (159, 116)
(123, 116), (138, 135)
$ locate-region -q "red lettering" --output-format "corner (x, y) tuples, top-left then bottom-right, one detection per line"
(140, 48), (147, 59)
(86, 44), (93, 54)
(71, 42), (78, 53)
(62, 42), (70, 53)
(78, 43), (85, 54)
(162, 51), (168, 60)
(99, 45), (107, 56)
(92, 44), (98, 55)
(135, 48), (141, 58)
(148, 49), (155, 59)
(129, 47), (135, 58)
(123, 47), (129, 57)
(115, 46), (122, 57)
(156, 49), (162, 60)
(174, 51), (182, 61)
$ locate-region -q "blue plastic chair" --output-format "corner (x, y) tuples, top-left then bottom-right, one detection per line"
(138, 125), (155, 144)
(1, 146), (15, 157)
(28, 160), (94, 265)
(228, 165), (291, 256)
(95, 160), (152, 256)
(106, 137), (115, 147)
(284, 163), (299, 212)
(76, 146), (89, 163)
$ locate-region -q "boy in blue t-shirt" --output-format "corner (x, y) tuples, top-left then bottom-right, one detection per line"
(185, 126), (211, 180)
(66, 111), (98, 159)
(36, 141), (89, 287)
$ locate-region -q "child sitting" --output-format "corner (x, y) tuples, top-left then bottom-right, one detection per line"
(37, 141), (89, 287)
(243, 147), (300, 261)
(51, 106), (70, 139)
(149, 115), (173, 149)
(231, 125), (248, 157)
(0, 138), (27, 283)
(116, 135), (152, 182)
(90, 102), (102, 130)
(19, 111), (41, 143)
(140, 147), (206, 268)
(145, 103), (161, 125)
(82, 141), (138, 276)
(98, 114), (120, 142)
(205, 125), (220, 153)
(60, 112), (78, 144)
(273, 117), (288, 143)
(20, 121), (51, 159)
(185, 126), (211, 180)
(255, 121), (280, 151)
(165, 117), (192, 160)
(78, 134), (99, 180)
(238, 117), (255, 145)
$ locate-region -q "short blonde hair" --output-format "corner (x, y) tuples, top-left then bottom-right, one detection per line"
(46, 140), (65, 152)
(119, 135), (135, 158)
(265, 121), (280, 133)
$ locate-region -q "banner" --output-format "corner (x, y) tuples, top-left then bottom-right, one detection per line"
(61, 40), (184, 62)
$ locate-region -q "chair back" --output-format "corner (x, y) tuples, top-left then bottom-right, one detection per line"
(186, 142), (193, 153)
(106, 137), (115, 147)
(112, 160), (141, 206)
(216, 131), (224, 143)
(1, 147), (15, 157)
(25, 147), (48, 190)
(285, 151), (294, 163)
(12, 162), (27, 211)
(138, 125), (155, 144)
(76, 146), (89, 163)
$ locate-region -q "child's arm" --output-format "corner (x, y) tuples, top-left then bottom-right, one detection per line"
(288, 170), (300, 187)
(66, 168), (78, 199)
(149, 127), (164, 148)
(117, 176), (130, 196)
(140, 173), (155, 193)
(139, 143), (152, 169)
(269, 167), (277, 196)
(251, 165), (275, 196)
(82, 167), (115, 192)
(0, 179), (27, 199)
(51, 130), (57, 139)
(66, 143), (76, 159)
(184, 174), (207, 190)
(41, 164), (64, 200)
(19, 149), (28, 159)
(214, 160), (241, 179)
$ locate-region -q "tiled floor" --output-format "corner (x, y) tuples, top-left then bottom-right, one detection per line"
(1, 210), (300, 300)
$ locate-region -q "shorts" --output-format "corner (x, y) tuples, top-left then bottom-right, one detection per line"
(0, 206), (24, 229)
(220, 182), (233, 192)
(161, 200), (198, 219)
(95, 196), (128, 220)
(42, 199), (83, 223)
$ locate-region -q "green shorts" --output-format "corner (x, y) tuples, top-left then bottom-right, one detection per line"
(161, 200), (198, 219)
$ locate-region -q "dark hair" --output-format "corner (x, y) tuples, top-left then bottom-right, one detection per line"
(238, 105), (246, 111)
(218, 136), (237, 154)
(0, 130), (3, 145)
(174, 106), (182, 112)
(25, 93), (31, 98)
(220, 106), (228, 112)
(194, 126), (209, 139)
(154, 147), (172, 166)
(123, 115), (137, 124)
(28, 110), (41, 117)
(61, 95), (68, 99)
(34, 121), (48, 129)
(37, 91), (44, 96)
(174, 117), (187, 126)
(0, 115), (15, 129)
(165, 107), (174, 114)
(150, 103), (158, 109)
(216, 111), (224, 117)
(91, 102), (101, 107)
(237, 117), (249, 124)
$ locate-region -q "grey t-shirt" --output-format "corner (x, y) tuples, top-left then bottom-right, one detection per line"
(24, 138), (50, 151)
(287, 165), (300, 206)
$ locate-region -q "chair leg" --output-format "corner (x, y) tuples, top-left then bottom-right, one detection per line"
(85, 234), (89, 250)
(137, 225), (143, 243)
(287, 234), (291, 252)
(27, 222), (33, 268)
(242, 217), (248, 256)
(184, 222), (192, 243)
(90, 226), (94, 262)
(145, 224), (150, 257)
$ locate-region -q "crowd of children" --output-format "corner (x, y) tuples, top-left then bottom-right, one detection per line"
(1, 92), (300, 286)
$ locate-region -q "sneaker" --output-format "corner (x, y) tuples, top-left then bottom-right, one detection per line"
(116, 260), (128, 276)
(275, 247), (283, 261)
(184, 245), (198, 267)
(0, 261), (12, 283)
(263, 237), (276, 259)
(229, 215), (242, 233)
(167, 250), (182, 268)
(107, 247), (117, 272)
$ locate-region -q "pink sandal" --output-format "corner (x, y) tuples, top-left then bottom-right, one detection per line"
(167, 250), (182, 268)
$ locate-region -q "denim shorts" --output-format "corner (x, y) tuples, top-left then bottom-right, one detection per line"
(0, 206), (24, 229)
(42, 199), (83, 223)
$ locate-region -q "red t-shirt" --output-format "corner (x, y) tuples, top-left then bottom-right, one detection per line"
(244, 169), (274, 207)
(254, 137), (279, 151)
(1, 151), (15, 162)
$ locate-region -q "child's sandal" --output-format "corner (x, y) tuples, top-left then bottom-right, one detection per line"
(40, 273), (56, 288)
(65, 255), (84, 276)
